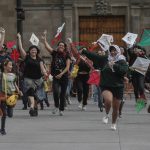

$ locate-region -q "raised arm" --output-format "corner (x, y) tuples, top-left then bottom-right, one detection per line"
(17, 33), (27, 59)
(67, 38), (80, 59)
(41, 30), (53, 53)
(0, 27), (5, 48)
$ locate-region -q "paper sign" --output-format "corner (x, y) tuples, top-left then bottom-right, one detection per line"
(132, 57), (150, 75)
(29, 33), (39, 46)
(122, 32), (138, 46)
(97, 34), (113, 51)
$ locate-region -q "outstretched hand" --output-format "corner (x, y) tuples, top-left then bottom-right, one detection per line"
(67, 38), (72, 44)
(17, 33), (21, 39)
(0, 27), (5, 34)
(41, 30), (47, 41)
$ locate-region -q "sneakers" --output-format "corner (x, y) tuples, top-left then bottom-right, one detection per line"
(119, 114), (122, 118)
(102, 116), (109, 124)
(44, 100), (50, 107)
(147, 105), (150, 113)
(22, 106), (27, 110)
(78, 103), (87, 111)
(52, 108), (59, 114)
(67, 98), (72, 105)
(29, 108), (38, 117)
(78, 103), (82, 109)
(0, 129), (6, 135)
(111, 124), (117, 131)
(29, 108), (34, 116)
(82, 106), (86, 111)
(64, 106), (68, 110)
(59, 111), (64, 116)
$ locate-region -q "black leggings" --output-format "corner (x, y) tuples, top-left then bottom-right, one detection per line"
(0, 102), (13, 131)
(131, 72), (145, 99)
(0, 102), (7, 131)
(76, 74), (89, 106)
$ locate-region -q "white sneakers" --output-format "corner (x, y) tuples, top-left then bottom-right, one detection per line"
(111, 124), (117, 131)
(52, 108), (59, 114)
(78, 103), (86, 111)
(102, 116), (109, 124)
(102, 116), (117, 131)
(67, 98), (72, 105)
(52, 108), (64, 116)
(59, 111), (64, 116)
(82, 106), (86, 111)
(78, 103), (82, 109)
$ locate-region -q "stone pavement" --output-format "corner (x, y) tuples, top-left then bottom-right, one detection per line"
(0, 94), (150, 150)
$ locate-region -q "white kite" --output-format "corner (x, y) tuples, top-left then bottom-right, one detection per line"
(29, 33), (39, 46)
(97, 34), (113, 51)
(131, 57), (150, 75)
(122, 32), (138, 46)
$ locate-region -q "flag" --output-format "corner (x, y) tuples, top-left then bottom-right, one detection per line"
(89, 42), (100, 51)
(135, 98), (146, 112)
(51, 33), (62, 46)
(10, 49), (20, 62)
(29, 33), (39, 46)
(122, 32), (138, 46)
(138, 29), (150, 47)
(97, 34), (113, 51)
(6, 41), (16, 49)
(51, 23), (65, 46)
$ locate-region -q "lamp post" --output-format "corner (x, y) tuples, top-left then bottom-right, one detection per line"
(16, 0), (25, 35)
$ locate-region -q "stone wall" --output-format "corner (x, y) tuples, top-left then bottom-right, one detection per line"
(0, 0), (150, 55)
(0, 0), (16, 41)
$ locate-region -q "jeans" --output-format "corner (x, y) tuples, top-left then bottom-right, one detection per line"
(52, 77), (68, 111)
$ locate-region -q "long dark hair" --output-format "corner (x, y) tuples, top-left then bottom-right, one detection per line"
(57, 41), (68, 52)
(27, 45), (41, 60)
(27, 45), (40, 54)
(0, 59), (12, 72)
(57, 41), (70, 57)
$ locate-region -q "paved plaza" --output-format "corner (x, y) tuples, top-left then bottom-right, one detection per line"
(0, 94), (150, 150)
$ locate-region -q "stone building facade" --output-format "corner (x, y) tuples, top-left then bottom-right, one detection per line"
(0, 0), (150, 60)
